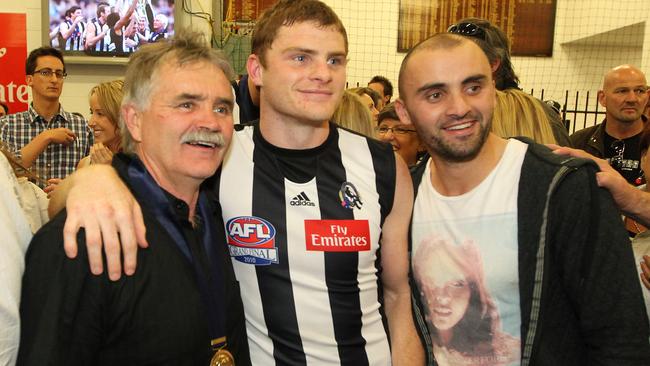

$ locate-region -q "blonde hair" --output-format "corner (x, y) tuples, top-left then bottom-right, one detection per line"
(90, 79), (124, 151)
(492, 89), (557, 144)
(332, 90), (375, 136)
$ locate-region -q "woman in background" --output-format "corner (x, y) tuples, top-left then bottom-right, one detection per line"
(375, 103), (424, 167)
(78, 79), (124, 168)
(45, 79), (124, 196)
(332, 90), (375, 137)
(492, 89), (558, 145)
(349, 86), (382, 121)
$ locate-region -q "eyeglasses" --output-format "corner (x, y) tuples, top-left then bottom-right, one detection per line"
(610, 140), (625, 168)
(33, 68), (67, 79)
(376, 126), (416, 135)
(447, 22), (486, 40)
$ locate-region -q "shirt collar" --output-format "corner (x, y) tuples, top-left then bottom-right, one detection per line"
(28, 103), (67, 125)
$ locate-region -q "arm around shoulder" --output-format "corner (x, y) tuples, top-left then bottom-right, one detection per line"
(47, 163), (147, 281)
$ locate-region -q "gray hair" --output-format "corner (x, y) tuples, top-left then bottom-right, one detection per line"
(120, 30), (234, 153)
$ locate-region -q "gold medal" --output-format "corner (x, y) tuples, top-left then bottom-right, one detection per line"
(210, 348), (235, 366)
(210, 337), (234, 366)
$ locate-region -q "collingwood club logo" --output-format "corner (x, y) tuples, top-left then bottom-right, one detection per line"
(290, 191), (316, 206)
(339, 181), (362, 209)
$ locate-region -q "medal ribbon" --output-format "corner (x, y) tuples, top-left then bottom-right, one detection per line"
(124, 155), (227, 349)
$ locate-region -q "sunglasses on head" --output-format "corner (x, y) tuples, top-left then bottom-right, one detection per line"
(447, 22), (486, 40)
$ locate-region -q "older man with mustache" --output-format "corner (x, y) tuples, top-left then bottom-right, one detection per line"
(17, 32), (250, 366)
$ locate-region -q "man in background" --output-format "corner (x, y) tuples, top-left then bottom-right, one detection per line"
(85, 2), (110, 52)
(368, 75), (394, 107)
(571, 65), (649, 185)
(59, 6), (86, 51)
(0, 47), (92, 189)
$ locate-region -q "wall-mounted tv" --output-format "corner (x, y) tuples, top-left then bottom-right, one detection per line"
(43, 0), (175, 64)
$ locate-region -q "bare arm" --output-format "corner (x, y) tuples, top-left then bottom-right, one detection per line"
(58, 21), (73, 40)
(20, 128), (76, 168)
(59, 17), (84, 40)
(640, 255), (650, 291)
(47, 164), (147, 281)
(84, 22), (107, 49)
(115, 0), (138, 31)
(380, 154), (424, 366)
(551, 145), (650, 226)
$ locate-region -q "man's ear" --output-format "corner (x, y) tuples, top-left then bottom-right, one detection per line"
(491, 58), (501, 73)
(26, 74), (33, 87)
(597, 90), (606, 108)
(247, 54), (264, 88)
(395, 98), (413, 126)
(122, 104), (143, 143)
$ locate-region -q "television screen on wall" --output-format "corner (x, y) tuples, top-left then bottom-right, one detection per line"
(45, 0), (175, 62)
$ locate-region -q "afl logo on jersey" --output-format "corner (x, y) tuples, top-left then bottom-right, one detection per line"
(339, 181), (363, 210)
(226, 216), (279, 265)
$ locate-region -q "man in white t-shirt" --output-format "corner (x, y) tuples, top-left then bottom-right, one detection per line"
(396, 33), (650, 365)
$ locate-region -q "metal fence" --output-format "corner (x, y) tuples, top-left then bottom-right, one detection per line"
(529, 89), (606, 134)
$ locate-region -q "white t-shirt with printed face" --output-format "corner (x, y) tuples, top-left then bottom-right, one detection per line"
(412, 139), (528, 366)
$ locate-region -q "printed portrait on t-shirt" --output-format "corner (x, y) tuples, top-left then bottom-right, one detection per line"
(413, 215), (521, 366)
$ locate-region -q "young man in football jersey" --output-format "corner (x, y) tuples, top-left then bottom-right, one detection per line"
(59, 6), (86, 51)
(84, 2), (110, 52)
(48, 1), (423, 365)
(397, 33), (650, 365)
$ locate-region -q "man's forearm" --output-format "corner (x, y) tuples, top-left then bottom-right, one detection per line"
(48, 174), (73, 218)
(621, 187), (650, 227)
(20, 134), (49, 169)
(384, 290), (424, 366)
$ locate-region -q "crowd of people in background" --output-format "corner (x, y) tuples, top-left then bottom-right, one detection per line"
(2, 0), (650, 365)
(49, 0), (172, 54)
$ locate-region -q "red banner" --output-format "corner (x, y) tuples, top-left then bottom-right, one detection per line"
(305, 220), (371, 252)
(0, 13), (28, 114)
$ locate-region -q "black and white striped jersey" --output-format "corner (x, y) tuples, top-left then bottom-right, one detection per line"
(218, 122), (396, 365)
(89, 19), (109, 52)
(63, 20), (85, 51)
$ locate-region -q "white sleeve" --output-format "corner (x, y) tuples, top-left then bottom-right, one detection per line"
(232, 84), (241, 125)
(0, 154), (32, 366)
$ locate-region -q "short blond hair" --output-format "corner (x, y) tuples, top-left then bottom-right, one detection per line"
(332, 90), (374, 137)
(120, 30), (234, 152)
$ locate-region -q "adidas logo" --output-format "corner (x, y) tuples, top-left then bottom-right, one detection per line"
(290, 192), (316, 207)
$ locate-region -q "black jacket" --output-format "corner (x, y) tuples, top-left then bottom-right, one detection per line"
(569, 120), (607, 158)
(18, 154), (250, 366)
(570, 116), (649, 158)
(411, 138), (650, 365)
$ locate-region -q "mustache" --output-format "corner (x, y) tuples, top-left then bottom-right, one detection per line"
(180, 129), (226, 147)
